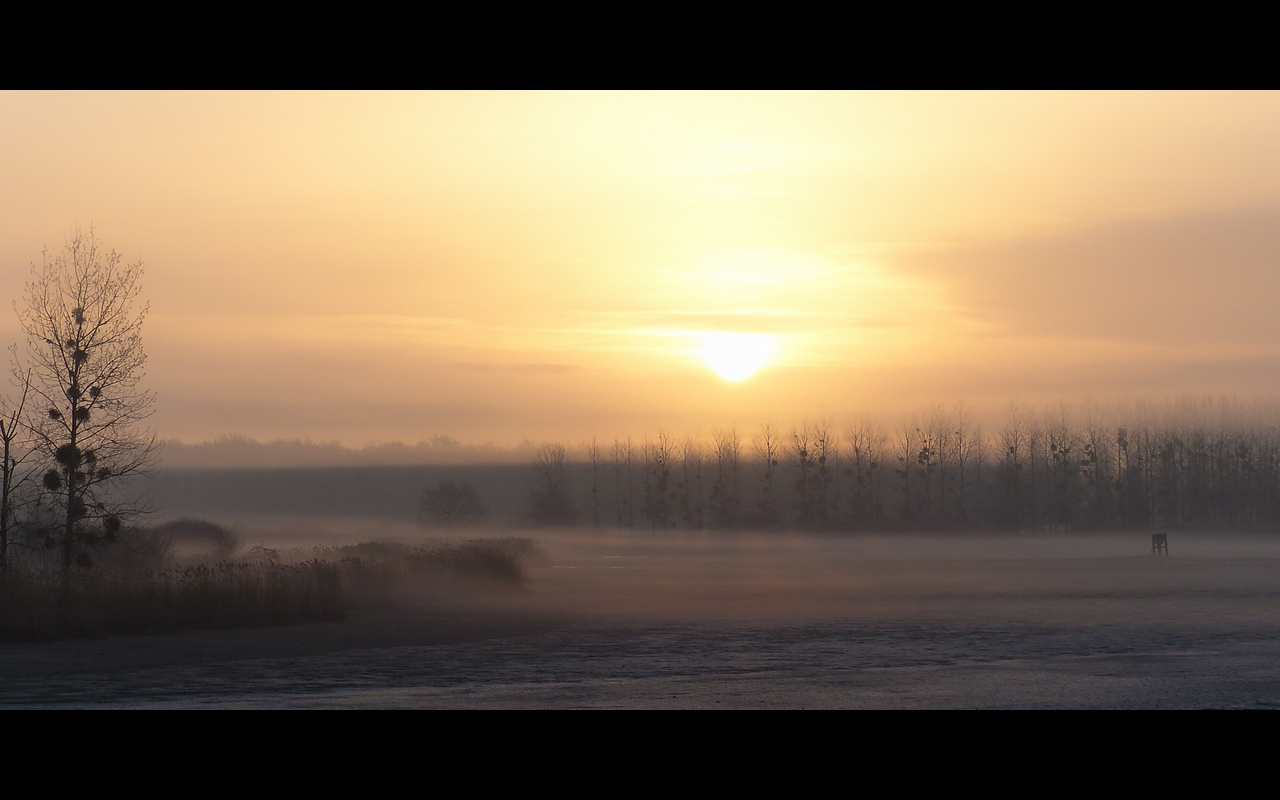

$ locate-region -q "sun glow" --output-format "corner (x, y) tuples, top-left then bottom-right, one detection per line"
(699, 332), (775, 381)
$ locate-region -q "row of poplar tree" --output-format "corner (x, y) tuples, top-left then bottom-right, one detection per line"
(552, 398), (1280, 532)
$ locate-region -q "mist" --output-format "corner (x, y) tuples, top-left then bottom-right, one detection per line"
(6, 91), (1280, 707)
(5, 522), (1280, 708)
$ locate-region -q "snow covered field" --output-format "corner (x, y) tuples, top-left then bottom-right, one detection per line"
(4, 529), (1279, 708)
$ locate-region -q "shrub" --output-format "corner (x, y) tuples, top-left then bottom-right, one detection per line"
(152, 518), (240, 560)
(419, 480), (486, 527)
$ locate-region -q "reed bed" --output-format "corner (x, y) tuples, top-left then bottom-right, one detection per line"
(0, 561), (344, 641)
(0, 537), (538, 641)
(325, 538), (537, 606)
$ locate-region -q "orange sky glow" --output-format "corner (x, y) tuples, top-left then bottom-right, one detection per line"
(4, 91), (1280, 448)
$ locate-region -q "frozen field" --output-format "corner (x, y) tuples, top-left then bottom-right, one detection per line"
(3, 529), (1280, 708)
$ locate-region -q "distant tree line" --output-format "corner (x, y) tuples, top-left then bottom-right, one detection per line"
(543, 398), (1280, 532)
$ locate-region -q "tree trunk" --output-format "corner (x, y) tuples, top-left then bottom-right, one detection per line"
(1, 440), (9, 581)
(63, 419), (78, 576)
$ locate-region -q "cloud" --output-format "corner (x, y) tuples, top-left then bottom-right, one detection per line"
(899, 207), (1280, 346)
(450, 361), (579, 374)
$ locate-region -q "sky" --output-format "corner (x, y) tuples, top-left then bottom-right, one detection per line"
(3, 91), (1280, 448)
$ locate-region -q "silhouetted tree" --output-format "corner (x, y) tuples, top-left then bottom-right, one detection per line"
(952, 402), (982, 525)
(791, 424), (815, 525)
(812, 419), (838, 526)
(919, 409), (948, 523)
(1, 369), (36, 581)
(996, 403), (1029, 528)
(1079, 402), (1111, 527)
(754, 424), (782, 527)
(893, 422), (921, 524)
(17, 230), (158, 574)
(529, 443), (578, 525)
(584, 437), (603, 528)
(709, 427), (742, 528)
(420, 479), (486, 526)
(790, 422), (836, 527)
(1044, 404), (1079, 531)
(611, 437), (635, 528)
(844, 419), (884, 527)
(641, 432), (674, 530)
(677, 436), (705, 529)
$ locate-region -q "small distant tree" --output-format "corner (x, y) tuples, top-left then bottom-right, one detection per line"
(893, 422), (921, 523)
(790, 424), (816, 525)
(584, 437), (603, 528)
(789, 421), (837, 528)
(678, 435), (705, 530)
(420, 479), (486, 526)
(844, 419), (885, 528)
(709, 427), (741, 528)
(811, 419), (838, 526)
(16, 229), (158, 574)
(529, 443), (578, 525)
(611, 437), (635, 528)
(996, 403), (1029, 528)
(950, 402), (979, 525)
(754, 424), (782, 527)
(138, 524), (175, 572)
(641, 432), (674, 530)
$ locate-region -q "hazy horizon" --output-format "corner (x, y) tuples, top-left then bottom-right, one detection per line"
(150, 390), (1280, 469)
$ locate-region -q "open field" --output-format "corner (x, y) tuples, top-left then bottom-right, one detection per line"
(3, 527), (1280, 708)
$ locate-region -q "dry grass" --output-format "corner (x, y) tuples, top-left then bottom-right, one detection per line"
(321, 538), (538, 607)
(0, 561), (343, 641)
(0, 536), (540, 641)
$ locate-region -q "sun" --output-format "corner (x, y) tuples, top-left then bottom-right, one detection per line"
(699, 332), (774, 381)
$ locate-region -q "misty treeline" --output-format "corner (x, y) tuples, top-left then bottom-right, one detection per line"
(545, 398), (1280, 533)
(163, 434), (538, 469)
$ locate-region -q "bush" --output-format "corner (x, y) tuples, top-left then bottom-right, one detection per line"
(419, 480), (487, 526)
(333, 538), (539, 606)
(152, 518), (240, 560)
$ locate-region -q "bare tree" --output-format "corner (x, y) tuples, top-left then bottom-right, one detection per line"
(710, 427), (742, 528)
(812, 419), (838, 526)
(790, 423), (816, 525)
(789, 421), (838, 527)
(1079, 400), (1111, 527)
(923, 406), (951, 523)
(137, 524), (175, 572)
(893, 420), (921, 523)
(585, 437), (603, 528)
(754, 423), (782, 527)
(844, 419), (885, 527)
(952, 402), (982, 525)
(1, 369), (37, 580)
(641, 431), (675, 530)
(611, 437), (635, 528)
(997, 402), (1030, 528)
(1025, 409), (1046, 528)
(1043, 402), (1079, 530)
(16, 229), (158, 573)
(678, 435), (705, 530)
(420, 479), (487, 526)
(529, 443), (578, 525)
